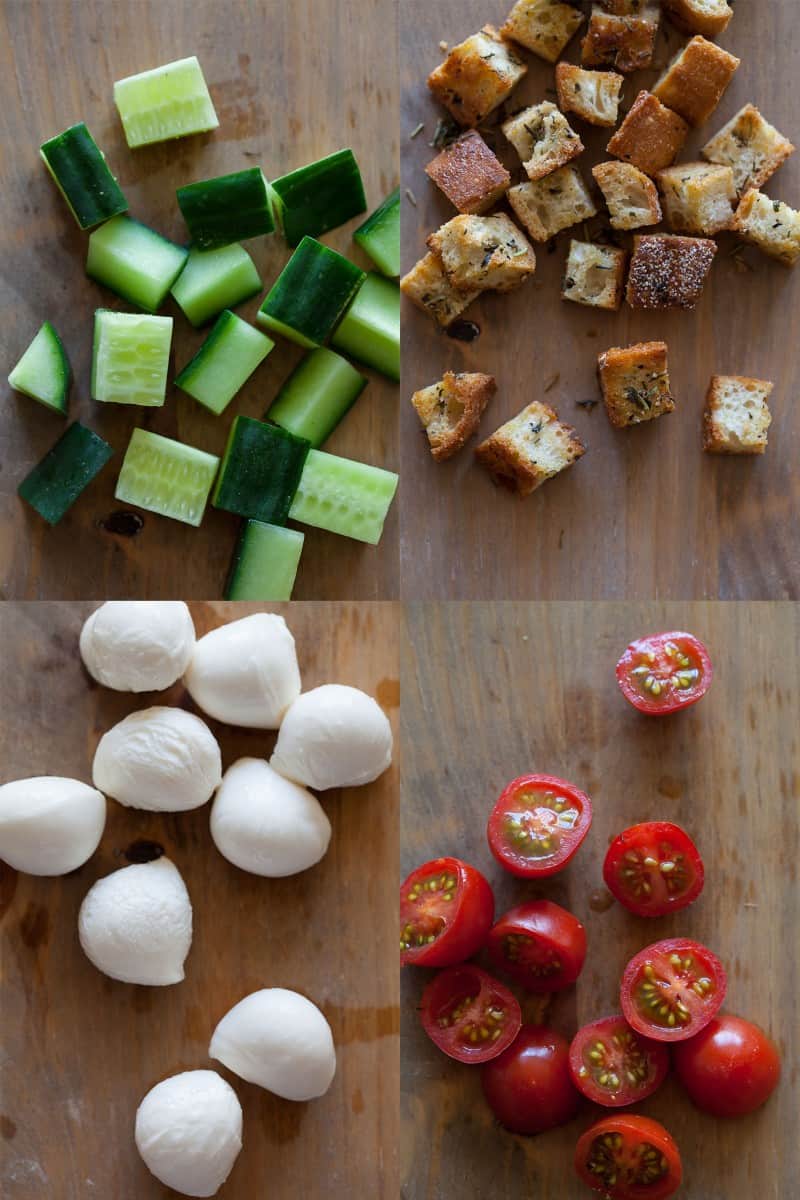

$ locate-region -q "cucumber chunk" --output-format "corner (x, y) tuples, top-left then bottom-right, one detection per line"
(177, 168), (274, 248)
(171, 243), (262, 327)
(175, 310), (274, 415)
(113, 56), (219, 148)
(225, 521), (305, 600)
(289, 448), (398, 544)
(40, 122), (128, 231)
(212, 415), (310, 523)
(8, 321), (70, 415)
(87, 215), (188, 312)
(256, 237), (365, 348)
(332, 272), (400, 381)
(353, 187), (400, 277)
(91, 310), (172, 407)
(269, 148), (366, 246)
(18, 422), (113, 524)
(266, 347), (366, 448)
(115, 428), (219, 526)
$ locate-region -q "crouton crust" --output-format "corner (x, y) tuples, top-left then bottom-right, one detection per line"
(476, 401), (586, 496)
(662, 0), (733, 39)
(555, 63), (624, 128)
(592, 160), (662, 229)
(703, 375), (773, 454)
(626, 233), (717, 308)
(607, 91), (689, 176)
(412, 371), (496, 461)
(581, 8), (659, 73)
(400, 252), (480, 327)
(425, 131), (512, 215)
(598, 341), (674, 427)
(730, 190), (800, 267)
(701, 105), (795, 197)
(652, 36), (740, 128)
(501, 0), (585, 63)
(427, 25), (527, 128)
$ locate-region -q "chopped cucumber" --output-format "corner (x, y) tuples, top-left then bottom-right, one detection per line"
(115, 428), (219, 526)
(212, 415), (309, 523)
(40, 122), (128, 231)
(91, 310), (172, 407)
(225, 521), (304, 600)
(175, 310), (274, 415)
(8, 321), (70, 415)
(113, 56), (219, 148)
(177, 167), (274, 248)
(86, 215), (188, 312)
(18, 422), (113, 524)
(256, 237), (365, 348)
(171, 243), (262, 327)
(266, 347), (366, 448)
(353, 187), (400, 277)
(289, 448), (398, 544)
(269, 149), (366, 246)
(332, 272), (400, 381)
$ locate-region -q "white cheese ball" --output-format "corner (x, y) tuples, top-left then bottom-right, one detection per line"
(80, 601), (195, 692)
(184, 613), (301, 729)
(210, 988), (336, 1101)
(78, 857), (192, 985)
(210, 758), (331, 877)
(0, 776), (106, 876)
(135, 1070), (242, 1198)
(92, 707), (222, 813)
(270, 684), (393, 790)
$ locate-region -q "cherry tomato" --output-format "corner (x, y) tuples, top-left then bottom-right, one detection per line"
(575, 1114), (682, 1199)
(487, 774), (592, 878)
(616, 631), (713, 715)
(481, 1025), (579, 1135)
(673, 1014), (781, 1117)
(621, 938), (726, 1043)
(569, 1016), (669, 1108)
(603, 822), (704, 918)
(420, 964), (521, 1065)
(487, 900), (586, 993)
(400, 856), (494, 968)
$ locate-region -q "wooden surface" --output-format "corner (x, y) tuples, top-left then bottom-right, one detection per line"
(0, 0), (398, 600)
(0, 601), (399, 1198)
(399, 1), (800, 600)
(401, 602), (799, 1199)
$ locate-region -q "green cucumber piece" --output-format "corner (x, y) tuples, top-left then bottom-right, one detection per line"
(91, 310), (172, 407)
(269, 149), (366, 247)
(8, 321), (70, 415)
(289, 448), (398, 544)
(175, 311), (274, 415)
(256, 237), (365, 348)
(266, 347), (366, 448)
(87, 215), (188, 312)
(171, 243), (262, 327)
(353, 187), (400, 277)
(225, 521), (305, 600)
(18, 422), (113, 524)
(212, 415), (309, 523)
(331, 273), (400, 381)
(113, 56), (219, 148)
(177, 168), (274, 248)
(40, 122), (128, 230)
(115, 428), (219, 526)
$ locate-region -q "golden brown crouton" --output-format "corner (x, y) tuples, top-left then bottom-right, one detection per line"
(476, 401), (586, 495)
(427, 25), (528, 128)
(592, 160), (662, 229)
(412, 371), (496, 461)
(502, 102), (584, 181)
(701, 105), (795, 197)
(626, 233), (717, 308)
(508, 166), (598, 242)
(427, 213), (537, 293)
(656, 162), (736, 235)
(598, 341), (674, 427)
(703, 375), (773, 454)
(652, 36), (740, 128)
(607, 91), (689, 176)
(555, 63), (624, 128)
(561, 240), (627, 310)
(581, 5), (659, 73)
(501, 0), (585, 63)
(425, 131), (512, 215)
(597, 0), (653, 12)
(730, 190), (800, 267)
(400, 252), (481, 327)
(662, 0), (733, 38)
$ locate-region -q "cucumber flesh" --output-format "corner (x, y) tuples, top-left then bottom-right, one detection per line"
(269, 148), (366, 246)
(289, 448), (398, 544)
(353, 187), (400, 277)
(8, 321), (70, 414)
(266, 347), (366, 448)
(332, 273), (400, 381)
(175, 310), (274, 415)
(87, 215), (188, 312)
(40, 122), (128, 230)
(171, 243), (262, 327)
(256, 236), (365, 348)
(115, 428), (219, 526)
(91, 310), (172, 407)
(177, 167), (274, 248)
(113, 56), (219, 148)
(18, 422), (113, 524)
(212, 415), (310, 523)
(225, 521), (304, 600)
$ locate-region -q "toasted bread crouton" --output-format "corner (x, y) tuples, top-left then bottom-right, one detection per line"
(427, 26), (528, 128)
(703, 375), (773, 454)
(731, 190), (800, 267)
(476, 401), (586, 495)
(597, 0), (653, 12)
(561, 240), (627, 310)
(412, 371), (496, 461)
(653, 36), (739, 127)
(501, 0), (585, 63)
(701, 105), (795, 197)
(400, 252), (481, 327)
(502, 102), (584, 181)
(626, 233), (716, 308)
(592, 160), (662, 229)
(427, 213), (536, 293)
(656, 162), (736, 235)
(607, 91), (689, 176)
(581, 5), (659, 74)
(598, 341), (674, 427)
(425, 131), (512, 215)
(555, 64), (624, 128)
(662, 0), (733, 38)
(508, 166), (598, 242)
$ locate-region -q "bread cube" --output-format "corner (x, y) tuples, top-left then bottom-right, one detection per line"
(508, 166), (598, 242)
(555, 63), (623, 128)
(656, 162), (736, 235)
(412, 371), (496, 461)
(597, 0), (653, 12)
(400, 252), (481, 327)
(598, 341), (674, 427)
(425, 131), (511, 215)
(607, 91), (689, 176)
(626, 233), (716, 308)
(581, 5), (659, 74)
(476, 401), (586, 495)
(592, 160), (662, 229)
(701, 105), (795, 197)
(502, 102), (584, 181)
(653, 36), (739, 127)
(427, 213), (536, 293)
(501, 0), (585, 63)
(662, 0), (733, 38)
(703, 375), (773, 454)
(428, 25), (527, 128)
(731, 190), (800, 267)
(561, 240), (627, 310)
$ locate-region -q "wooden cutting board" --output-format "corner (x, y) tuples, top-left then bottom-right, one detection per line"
(401, 602), (799, 1199)
(0, 601), (399, 1198)
(400, 0), (800, 601)
(0, 0), (399, 600)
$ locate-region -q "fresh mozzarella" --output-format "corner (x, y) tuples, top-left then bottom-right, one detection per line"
(0, 776), (106, 876)
(80, 601), (195, 692)
(270, 684), (392, 789)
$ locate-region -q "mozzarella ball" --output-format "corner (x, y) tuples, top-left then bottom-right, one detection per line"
(80, 601), (195, 692)
(92, 707), (222, 813)
(78, 857), (192, 985)
(0, 776), (106, 876)
(270, 684), (393, 790)
(209, 988), (336, 1101)
(135, 1070), (242, 1198)
(184, 613), (300, 729)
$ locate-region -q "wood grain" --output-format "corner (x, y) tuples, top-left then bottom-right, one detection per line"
(0, 0), (399, 600)
(0, 601), (399, 1198)
(399, 1), (800, 600)
(401, 602), (799, 1199)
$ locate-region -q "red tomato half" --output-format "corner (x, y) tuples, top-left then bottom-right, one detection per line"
(481, 1025), (579, 1135)
(575, 1114), (682, 1199)
(420, 964), (521, 1065)
(487, 900), (586, 993)
(603, 822), (704, 918)
(616, 631), (713, 715)
(569, 1016), (669, 1108)
(487, 774), (592, 878)
(673, 1014), (781, 1117)
(400, 856), (494, 968)
(621, 938), (726, 1043)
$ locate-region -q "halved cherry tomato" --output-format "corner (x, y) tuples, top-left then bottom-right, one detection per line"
(621, 938), (726, 1042)
(569, 1016), (669, 1108)
(616, 631), (713, 715)
(603, 822), (704, 918)
(575, 1114), (682, 1199)
(673, 1014), (781, 1117)
(487, 900), (586, 993)
(481, 1025), (579, 1135)
(420, 964), (521, 1064)
(487, 774), (592, 878)
(400, 856), (494, 968)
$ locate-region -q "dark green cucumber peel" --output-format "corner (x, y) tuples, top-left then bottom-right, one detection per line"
(266, 347), (367, 448)
(177, 167), (275, 248)
(331, 272), (400, 381)
(40, 122), (128, 230)
(8, 321), (71, 415)
(18, 422), (114, 525)
(212, 415), (310, 524)
(353, 187), (400, 277)
(257, 237), (365, 348)
(225, 520), (305, 601)
(269, 149), (366, 246)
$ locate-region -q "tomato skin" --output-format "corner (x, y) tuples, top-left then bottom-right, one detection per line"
(487, 900), (587, 993)
(673, 1014), (781, 1117)
(487, 774), (593, 879)
(481, 1025), (580, 1135)
(400, 857), (494, 968)
(569, 1016), (669, 1108)
(616, 631), (713, 716)
(420, 964), (522, 1065)
(575, 1114), (682, 1199)
(621, 938), (726, 1043)
(603, 822), (705, 918)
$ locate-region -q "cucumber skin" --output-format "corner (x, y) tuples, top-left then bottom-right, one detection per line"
(175, 310), (274, 415)
(270, 148), (367, 247)
(8, 321), (70, 414)
(289, 448), (399, 545)
(18, 422), (113, 525)
(171, 243), (262, 327)
(86, 215), (189, 313)
(332, 273), (400, 381)
(225, 521), (305, 600)
(212, 416), (310, 524)
(113, 56), (219, 148)
(40, 122), (128, 230)
(353, 187), (401, 277)
(177, 168), (274, 248)
(266, 347), (366, 448)
(257, 236), (365, 348)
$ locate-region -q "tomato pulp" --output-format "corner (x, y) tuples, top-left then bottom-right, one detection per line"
(487, 899), (586, 993)
(487, 774), (592, 878)
(673, 1014), (781, 1117)
(481, 1024), (579, 1135)
(575, 1114), (682, 1199)
(569, 1016), (669, 1108)
(616, 631), (713, 715)
(420, 964), (521, 1064)
(621, 938), (726, 1042)
(603, 822), (704, 917)
(400, 856), (494, 967)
